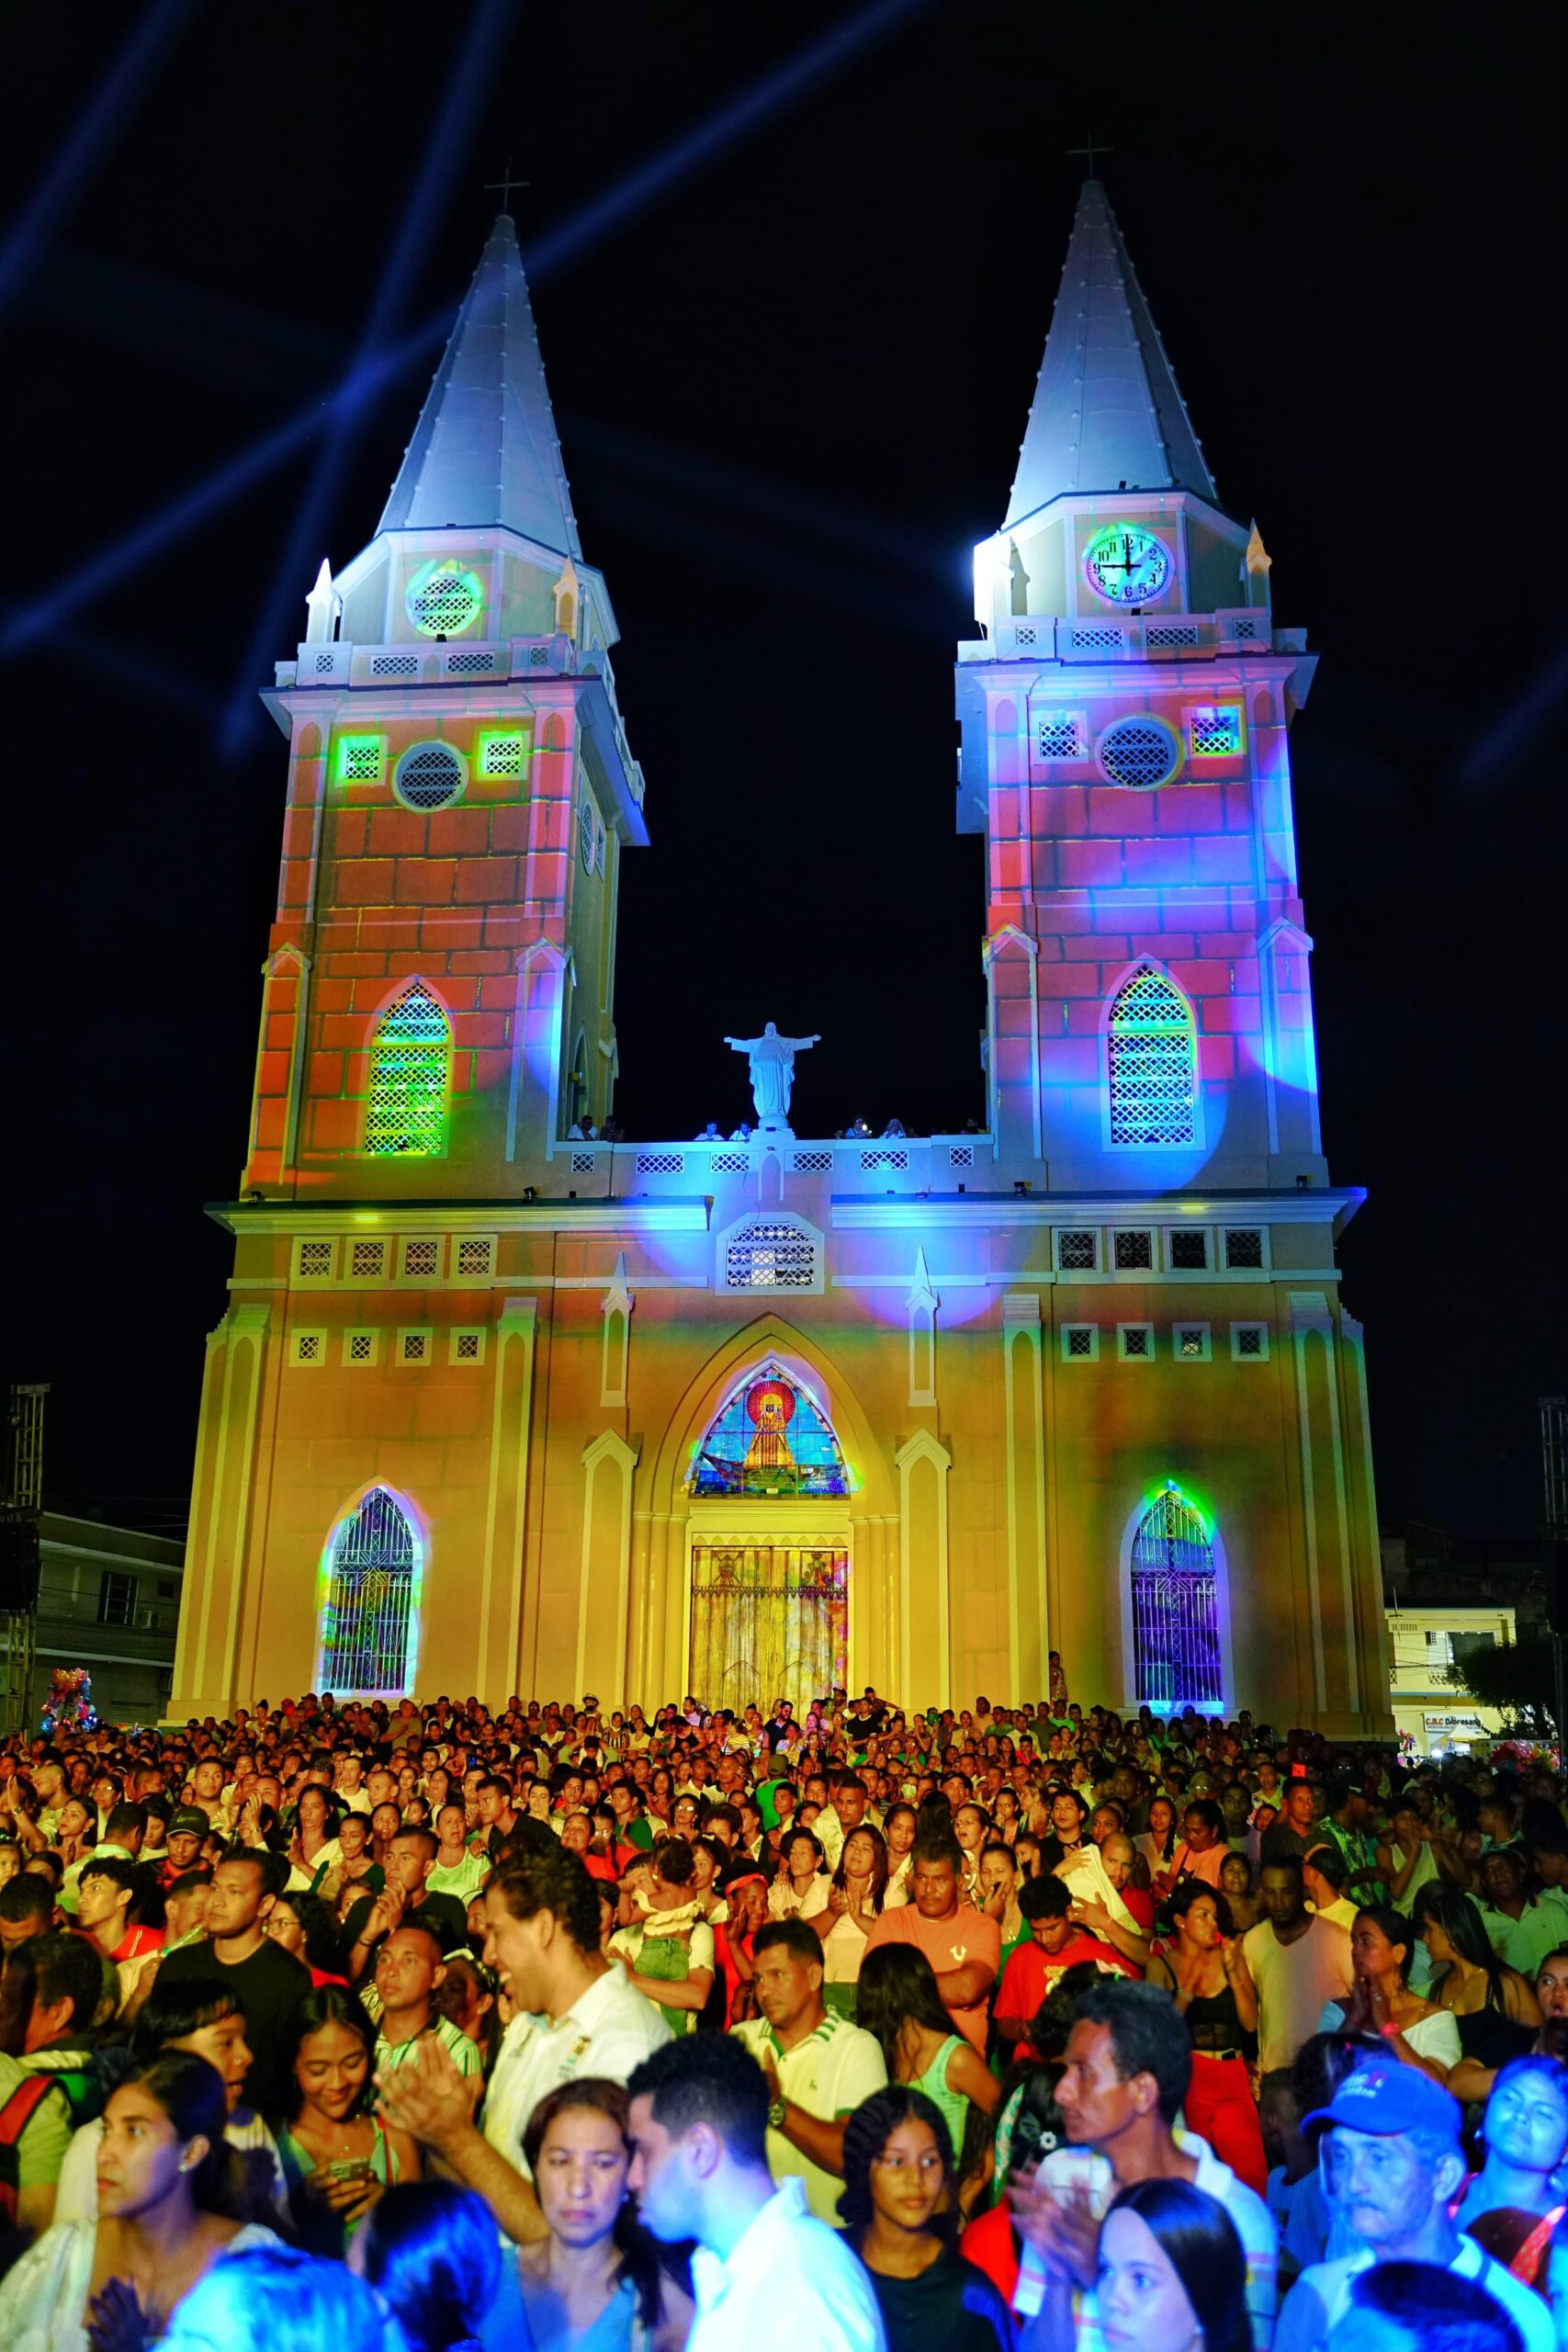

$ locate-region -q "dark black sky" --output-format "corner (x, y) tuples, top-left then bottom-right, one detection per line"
(3, 1), (1563, 1540)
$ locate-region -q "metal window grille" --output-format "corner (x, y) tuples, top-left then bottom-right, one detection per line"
(346, 1332), (376, 1364)
(399, 1331), (429, 1363)
(1113, 1230), (1154, 1270)
(406, 568), (480, 635)
(1057, 1229), (1098, 1271)
(1064, 1326), (1096, 1359)
(337, 736), (383, 783)
(371, 652), (420, 679)
(294, 1332), (324, 1364)
(1232, 616), (1263, 641)
(724, 1221), (818, 1291)
(1190, 705), (1242, 757)
(97, 1571), (137, 1626)
(570, 1151), (597, 1172)
(446, 650), (495, 675)
(320, 1488), (416, 1696)
(1131, 1485), (1223, 1707)
(579, 798), (597, 874)
(947, 1146), (975, 1169)
(1014, 623), (1040, 647)
(1176, 1326), (1209, 1359)
(349, 1239), (386, 1280)
(1098, 716), (1181, 789)
(455, 1238), (492, 1276)
(394, 743), (465, 812)
(1037, 714), (1086, 761)
(713, 1151), (750, 1173)
(1224, 1227), (1264, 1269)
(1107, 967), (1198, 1146)
(454, 1331), (482, 1362)
(636, 1152), (684, 1176)
(528, 644), (551, 666)
(479, 732), (527, 779)
(791, 1150), (834, 1174)
(1234, 1324), (1266, 1359)
(297, 1239), (333, 1279)
(1120, 1325), (1153, 1358)
(366, 986), (449, 1158)
(312, 650), (338, 675)
(1145, 624), (1202, 650)
(1068, 624), (1124, 652)
(401, 1239), (440, 1278)
(860, 1149), (908, 1172)
(1169, 1229), (1209, 1270)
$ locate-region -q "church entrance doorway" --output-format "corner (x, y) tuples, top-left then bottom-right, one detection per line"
(688, 1543), (847, 1713)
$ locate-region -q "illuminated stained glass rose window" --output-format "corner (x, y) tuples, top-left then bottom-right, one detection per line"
(688, 1361), (850, 1498)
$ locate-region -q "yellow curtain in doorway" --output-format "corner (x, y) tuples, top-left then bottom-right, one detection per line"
(689, 1544), (848, 1714)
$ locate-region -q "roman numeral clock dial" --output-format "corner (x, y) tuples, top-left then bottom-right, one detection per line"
(1084, 523), (1172, 606)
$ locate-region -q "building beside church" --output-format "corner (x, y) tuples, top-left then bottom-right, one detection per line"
(171, 183), (1390, 1735)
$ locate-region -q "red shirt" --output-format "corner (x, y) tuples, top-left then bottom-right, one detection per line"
(961, 2202), (1021, 2307)
(995, 1932), (1137, 2059)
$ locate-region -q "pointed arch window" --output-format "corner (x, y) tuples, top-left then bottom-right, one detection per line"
(688, 1361), (850, 1498)
(366, 983), (450, 1157)
(317, 1487), (422, 1696)
(1107, 966), (1198, 1147)
(1130, 1482), (1222, 1707)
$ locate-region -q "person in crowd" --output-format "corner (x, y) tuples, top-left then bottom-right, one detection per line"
(994, 1876), (1137, 2061)
(0, 1932), (107, 2252)
(1236, 1859), (1354, 2085)
(884, 1804), (919, 1908)
(0, 2052), (278, 2345)
(730, 1918), (887, 2219)
(1261, 1781), (1323, 1871)
(837, 2083), (1014, 2350)
(1145, 1880), (1265, 2196)
(264, 1889), (348, 1988)
(1093, 2177), (1255, 2352)
(1136, 1794), (1179, 1889)
(356, 2180), (503, 2352)
(160, 2241), (400, 2352)
(816, 1825), (890, 2016)
(771, 1827), (831, 1922)
(977, 1841), (1027, 1972)
(624, 2031), (885, 2349)
(1222, 1849), (1264, 1935)
(1338, 2262), (1527, 2352)
(277, 1984), (420, 2256)
(1010, 1978), (1278, 2348)
(1324, 1906), (1461, 2086)
(863, 1835), (1000, 2054)
(856, 1944), (1001, 2212)
(376, 1847), (671, 2246)
(52, 1977), (286, 2228)
(516, 2079), (693, 2349)
(1300, 1846), (1359, 1934)
(1478, 1849), (1568, 1979)
(155, 1849), (310, 2118)
(1453, 2052), (1568, 2306)
(607, 1836), (716, 2035)
(286, 1786), (343, 1896)
(1419, 1887), (1540, 2103)
(433, 1951), (502, 2075)
(1274, 2057), (1552, 2352)
(367, 1920), (485, 2092)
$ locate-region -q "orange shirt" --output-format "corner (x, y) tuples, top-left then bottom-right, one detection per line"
(863, 1901), (1001, 2052)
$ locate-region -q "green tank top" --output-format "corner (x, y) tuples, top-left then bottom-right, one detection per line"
(911, 2031), (968, 2165)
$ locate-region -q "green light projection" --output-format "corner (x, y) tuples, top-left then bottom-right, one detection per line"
(365, 982), (451, 1157)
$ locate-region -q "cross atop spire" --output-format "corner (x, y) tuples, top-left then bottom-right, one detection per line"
(484, 160), (529, 213)
(1004, 178), (1216, 528)
(376, 212), (581, 557)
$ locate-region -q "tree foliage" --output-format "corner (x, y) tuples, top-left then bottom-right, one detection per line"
(1445, 1637), (1558, 1738)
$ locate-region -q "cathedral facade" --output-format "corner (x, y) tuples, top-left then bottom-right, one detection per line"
(171, 185), (1391, 1736)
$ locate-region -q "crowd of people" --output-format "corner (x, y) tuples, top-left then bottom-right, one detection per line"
(0, 1677), (1565, 2351)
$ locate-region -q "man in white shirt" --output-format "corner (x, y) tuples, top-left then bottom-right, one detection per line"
(1275, 2056), (1552, 2352)
(376, 1845), (671, 2245)
(731, 1918), (886, 2219)
(626, 2033), (886, 2352)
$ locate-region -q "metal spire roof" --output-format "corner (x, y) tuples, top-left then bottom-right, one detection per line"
(1004, 179), (1216, 527)
(378, 213), (582, 558)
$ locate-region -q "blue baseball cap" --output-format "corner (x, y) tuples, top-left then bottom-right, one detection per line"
(1303, 2058), (1461, 2142)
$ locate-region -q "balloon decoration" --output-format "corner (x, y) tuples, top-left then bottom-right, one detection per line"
(41, 1666), (96, 1734)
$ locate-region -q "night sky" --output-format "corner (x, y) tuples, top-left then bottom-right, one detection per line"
(3, 2), (1563, 1540)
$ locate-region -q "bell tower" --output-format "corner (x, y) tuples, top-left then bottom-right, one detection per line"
(958, 179), (1322, 1194)
(244, 211), (647, 1203)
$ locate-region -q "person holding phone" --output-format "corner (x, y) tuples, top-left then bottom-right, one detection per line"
(276, 1985), (420, 2256)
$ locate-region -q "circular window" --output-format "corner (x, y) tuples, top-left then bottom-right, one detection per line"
(393, 741), (466, 812)
(1097, 715), (1181, 790)
(405, 560), (483, 638)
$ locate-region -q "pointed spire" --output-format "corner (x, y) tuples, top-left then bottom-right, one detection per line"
(378, 214), (581, 557)
(1005, 180), (1216, 527)
(303, 558), (335, 643)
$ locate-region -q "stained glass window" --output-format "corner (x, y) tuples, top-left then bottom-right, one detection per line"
(366, 983), (450, 1157)
(318, 1487), (420, 1696)
(1107, 965), (1197, 1147)
(688, 1361), (851, 1497)
(1130, 1483), (1222, 1708)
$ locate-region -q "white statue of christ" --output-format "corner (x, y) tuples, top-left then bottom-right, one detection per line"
(723, 1021), (820, 1130)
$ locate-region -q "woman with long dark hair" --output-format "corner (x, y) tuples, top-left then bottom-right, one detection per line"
(1094, 2177), (1253, 2352)
(855, 1944), (1000, 2213)
(516, 2078), (692, 2350)
(1145, 1882), (1265, 2196)
(1423, 1886), (1541, 2105)
(0, 2052), (277, 2347)
(837, 2085), (1013, 2349)
(276, 1985), (420, 2256)
(816, 1826), (889, 2018)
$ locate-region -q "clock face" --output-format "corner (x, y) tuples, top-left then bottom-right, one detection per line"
(1084, 525), (1172, 607)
